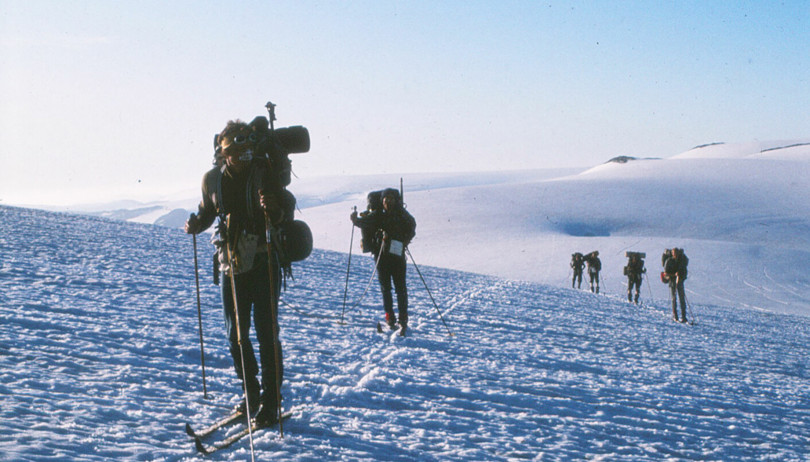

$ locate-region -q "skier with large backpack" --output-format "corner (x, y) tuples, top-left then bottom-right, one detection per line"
(570, 252), (585, 289)
(351, 188), (416, 335)
(585, 251), (601, 294)
(185, 116), (309, 429)
(662, 247), (689, 322)
(624, 252), (646, 304)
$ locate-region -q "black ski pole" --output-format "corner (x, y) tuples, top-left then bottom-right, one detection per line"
(347, 246), (383, 318)
(224, 217), (257, 459)
(264, 216), (284, 438)
(192, 234), (209, 399)
(684, 291), (698, 326)
(339, 207), (357, 325)
(405, 248), (453, 336)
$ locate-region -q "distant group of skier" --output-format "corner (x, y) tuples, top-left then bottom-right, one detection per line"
(570, 247), (690, 323)
(570, 251), (601, 293)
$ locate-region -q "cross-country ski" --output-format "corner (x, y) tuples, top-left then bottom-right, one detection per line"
(194, 412), (293, 455)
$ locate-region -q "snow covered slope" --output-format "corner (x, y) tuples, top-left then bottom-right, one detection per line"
(2, 205), (809, 460)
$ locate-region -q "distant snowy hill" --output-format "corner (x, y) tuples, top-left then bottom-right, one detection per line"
(2, 205), (809, 460)
(306, 139), (810, 317)
(36, 139), (810, 317)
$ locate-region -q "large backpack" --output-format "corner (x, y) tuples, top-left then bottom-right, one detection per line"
(359, 190), (384, 254)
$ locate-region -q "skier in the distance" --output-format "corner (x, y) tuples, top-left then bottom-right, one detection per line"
(185, 119), (292, 426)
(351, 188), (416, 335)
(571, 253), (585, 289)
(624, 253), (646, 304)
(663, 247), (689, 323)
(585, 251), (601, 294)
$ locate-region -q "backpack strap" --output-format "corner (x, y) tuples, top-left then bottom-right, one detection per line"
(215, 165), (226, 216)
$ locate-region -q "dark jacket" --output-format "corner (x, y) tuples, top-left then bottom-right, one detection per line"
(626, 258), (646, 279)
(586, 256), (601, 274)
(664, 253), (688, 281)
(380, 208), (416, 248)
(195, 160), (294, 248)
(571, 256), (585, 273)
(353, 205), (416, 257)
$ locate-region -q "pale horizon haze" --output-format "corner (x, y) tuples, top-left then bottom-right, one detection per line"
(1, 1), (809, 205)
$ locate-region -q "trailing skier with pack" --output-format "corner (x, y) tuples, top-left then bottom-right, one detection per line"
(624, 251), (646, 304)
(585, 251), (601, 294)
(570, 252), (585, 289)
(350, 188), (416, 335)
(661, 247), (689, 323)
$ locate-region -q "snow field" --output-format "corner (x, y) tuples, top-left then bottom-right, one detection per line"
(2, 205), (809, 461)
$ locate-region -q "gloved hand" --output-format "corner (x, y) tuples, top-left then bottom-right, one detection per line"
(259, 189), (285, 225)
(185, 214), (200, 234)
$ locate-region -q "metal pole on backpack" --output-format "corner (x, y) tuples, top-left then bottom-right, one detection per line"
(192, 234), (209, 400)
(339, 207), (357, 325)
(264, 101), (285, 435)
(264, 216), (285, 438)
(405, 248), (453, 336)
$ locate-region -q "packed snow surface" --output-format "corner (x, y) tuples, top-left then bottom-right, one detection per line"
(2, 205), (809, 461)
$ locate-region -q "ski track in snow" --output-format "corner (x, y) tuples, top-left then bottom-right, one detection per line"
(1, 205), (810, 461)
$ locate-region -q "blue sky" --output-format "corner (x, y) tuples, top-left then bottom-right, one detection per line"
(1, 1), (808, 205)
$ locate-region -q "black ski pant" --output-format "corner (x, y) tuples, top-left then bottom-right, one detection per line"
(572, 270), (583, 289)
(669, 279), (687, 322)
(589, 270), (600, 293)
(627, 275), (642, 302)
(377, 252), (408, 327)
(221, 252), (283, 405)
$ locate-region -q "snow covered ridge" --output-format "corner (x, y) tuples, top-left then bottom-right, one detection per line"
(2, 205), (810, 460)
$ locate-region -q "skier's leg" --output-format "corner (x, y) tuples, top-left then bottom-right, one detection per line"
(377, 256), (396, 326)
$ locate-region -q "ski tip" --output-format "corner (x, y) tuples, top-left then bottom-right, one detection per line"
(184, 422), (195, 438)
(194, 437), (210, 454)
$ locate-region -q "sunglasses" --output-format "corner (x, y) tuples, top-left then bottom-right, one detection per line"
(231, 133), (259, 145)
(221, 132), (259, 151)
